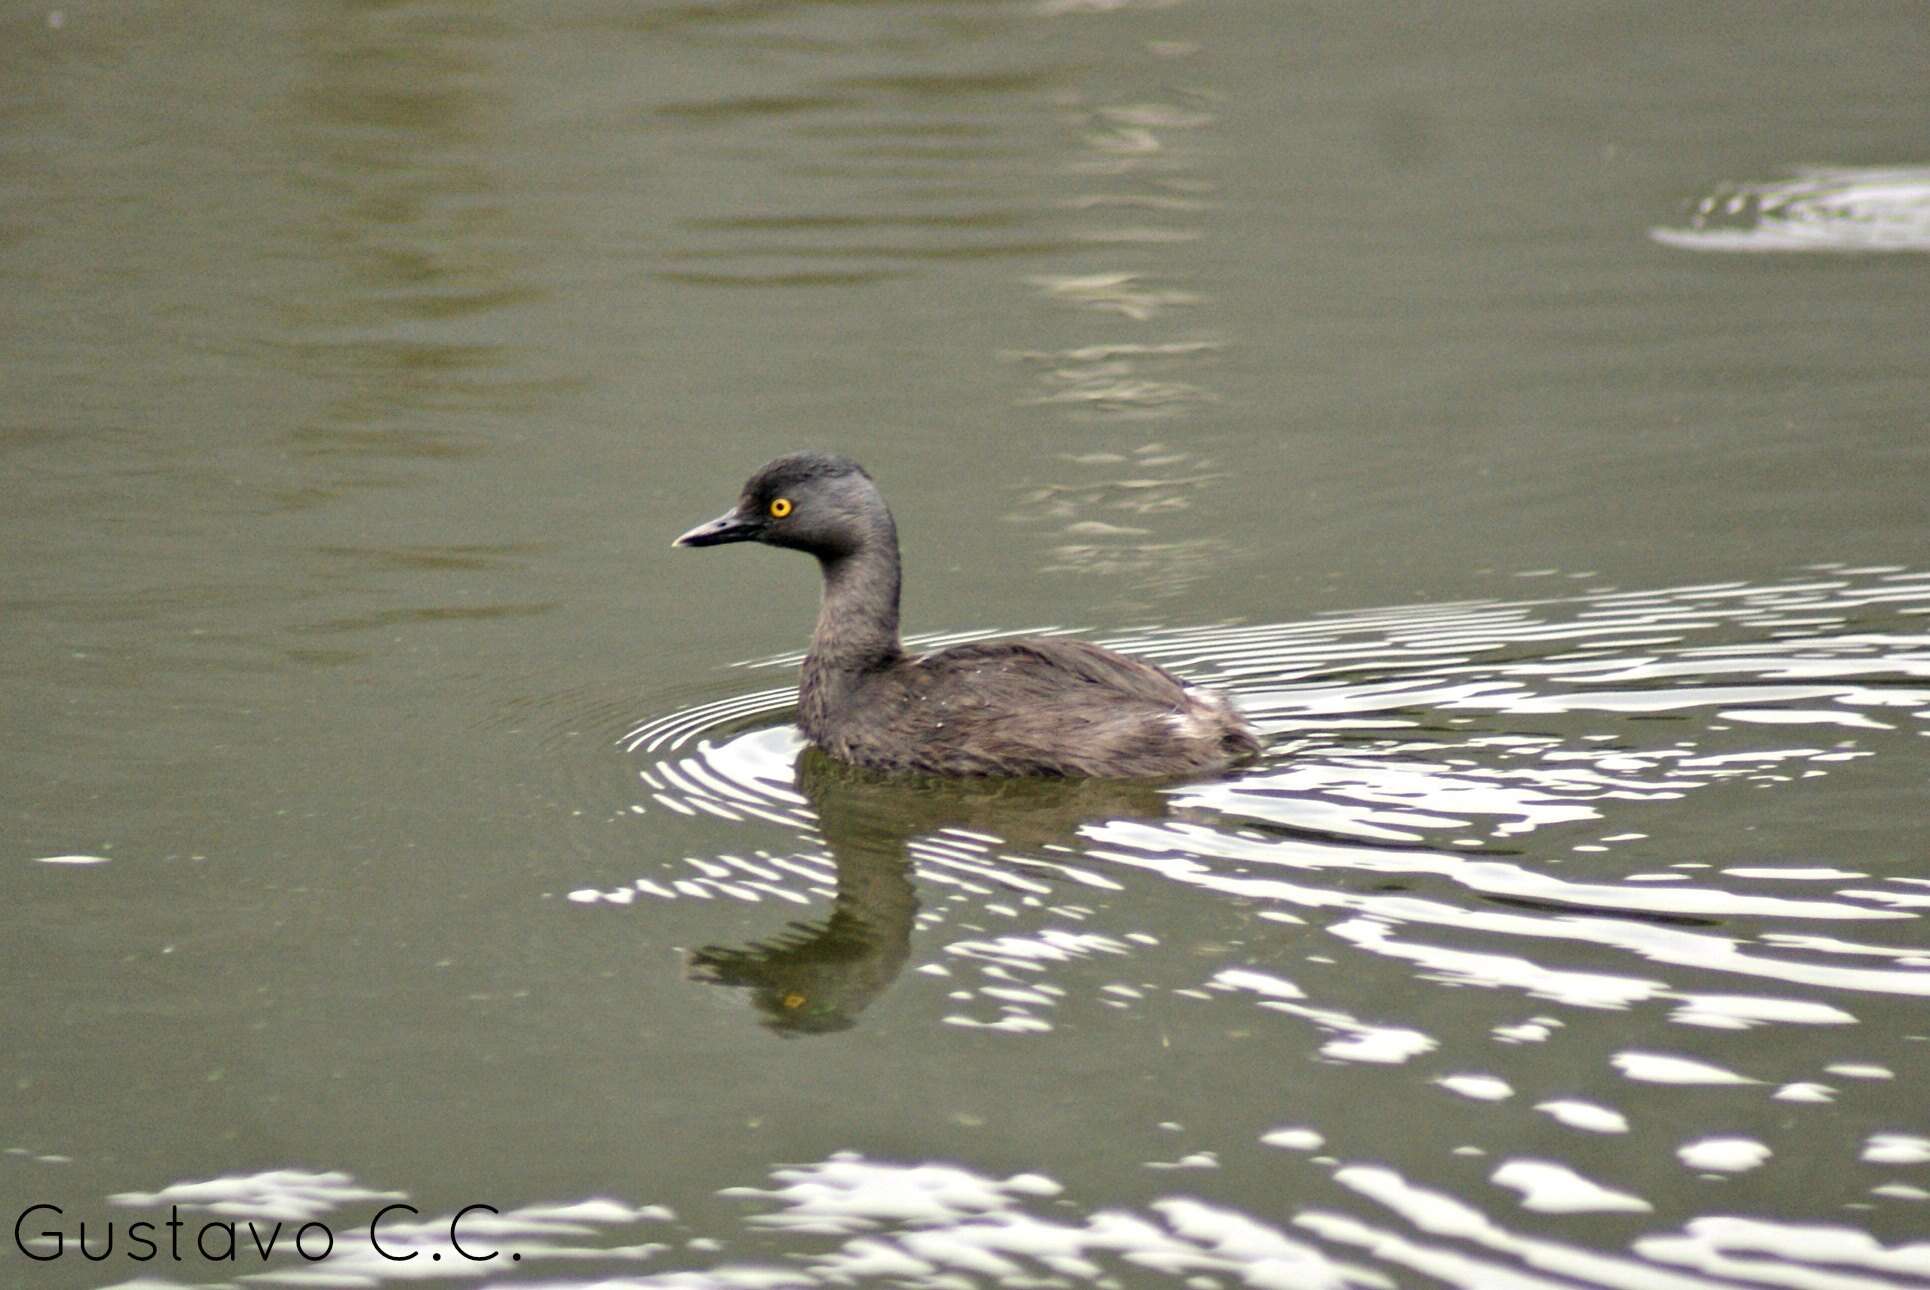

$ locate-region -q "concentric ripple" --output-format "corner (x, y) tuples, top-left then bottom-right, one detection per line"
(538, 566), (1930, 1286)
(587, 567), (1930, 1039)
(36, 568), (1930, 1289)
(610, 566), (1930, 885)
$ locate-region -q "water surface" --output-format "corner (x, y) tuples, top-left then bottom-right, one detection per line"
(3, 2), (1928, 1287)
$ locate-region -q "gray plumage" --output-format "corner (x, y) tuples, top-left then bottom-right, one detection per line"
(675, 451), (1261, 779)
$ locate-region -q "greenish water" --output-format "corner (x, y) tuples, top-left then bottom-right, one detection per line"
(4, 3), (1929, 1287)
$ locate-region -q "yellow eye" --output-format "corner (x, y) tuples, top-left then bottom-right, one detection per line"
(769, 497), (793, 518)
(782, 993), (807, 1009)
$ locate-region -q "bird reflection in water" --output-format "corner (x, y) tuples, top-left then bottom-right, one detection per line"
(688, 750), (1171, 1036)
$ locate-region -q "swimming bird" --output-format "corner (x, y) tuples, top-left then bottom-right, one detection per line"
(674, 452), (1261, 779)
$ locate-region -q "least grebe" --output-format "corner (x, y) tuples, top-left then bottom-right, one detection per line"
(674, 452), (1261, 778)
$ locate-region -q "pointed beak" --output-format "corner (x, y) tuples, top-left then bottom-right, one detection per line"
(673, 507), (761, 548)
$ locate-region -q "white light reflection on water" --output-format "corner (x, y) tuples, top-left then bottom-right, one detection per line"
(1490, 1159), (1651, 1214)
(75, 1169), (676, 1285)
(58, 1134), (1930, 1290)
(151, 1148), (1909, 1290)
(1652, 166), (1930, 253)
(1676, 1137), (1772, 1173)
(567, 570), (1930, 1286)
(74, 1158), (1394, 1290)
